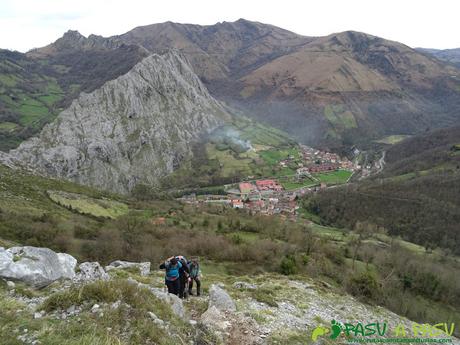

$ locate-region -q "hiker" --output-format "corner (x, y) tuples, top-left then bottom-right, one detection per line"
(175, 255), (190, 299)
(188, 257), (201, 296)
(159, 256), (182, 296)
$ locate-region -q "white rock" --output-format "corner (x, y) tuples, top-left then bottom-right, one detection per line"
(110, 300), (121, 309)
(91, 304), (100, 313)
(149, 287), (185, 318)
(6, 280), (15, 289)
(105, 260), (150, 276)
(233, 281), (256, 290)
(73, 262), (109, 283)
(200, 305), (231, 331)
(147, 311), (158, 320)
(66, 305), (76, 314)
(0, 246), (77, 288)
(208, 284), (236, 312)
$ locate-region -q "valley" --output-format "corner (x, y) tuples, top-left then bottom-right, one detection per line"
(0, 16), (459, 345)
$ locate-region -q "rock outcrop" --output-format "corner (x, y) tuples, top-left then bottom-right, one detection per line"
(208, 284), (236, 312)
(148, 286), (185, 318)
(105, 260), (150, 276)
(73, 262), (109, 284)
(0, 246), (77, 288)
(10, 51), (230, 194)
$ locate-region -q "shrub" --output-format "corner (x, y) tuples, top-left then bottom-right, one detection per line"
(41, 279), (173, 320)
(346, 270), (380, 300)
(280, 255), (297, 275)
(252, 287), (278, 307)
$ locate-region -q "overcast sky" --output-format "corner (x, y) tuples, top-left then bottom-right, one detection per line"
(0, 0), (458, 52)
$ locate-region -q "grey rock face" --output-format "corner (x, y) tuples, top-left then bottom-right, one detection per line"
(73, 262), (109, 283)
(149, 286), (185, 318)
(0, 246), (77, 288)
(11, 51), (230, 194)
(208, 284), (236, 312)
(200, 305), (231, 332)
(105, 260), (150, 276)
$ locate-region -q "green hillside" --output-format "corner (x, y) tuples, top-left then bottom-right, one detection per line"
(1, 162), (460, 337)
(302, 126), (460, 254)
(0, 50), (64, 150)
(161, 117), (299, 190)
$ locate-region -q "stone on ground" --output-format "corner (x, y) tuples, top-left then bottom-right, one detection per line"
(73, 262), (109, 283)
(208, 284), (236, 312)
(105, 260), (150, 276)
(0, 246), (77, 288)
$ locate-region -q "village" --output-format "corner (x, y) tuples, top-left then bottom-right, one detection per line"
(179, 145), (359, 219)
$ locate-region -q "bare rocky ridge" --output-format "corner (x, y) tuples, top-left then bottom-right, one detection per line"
(10, 51), (231, 194)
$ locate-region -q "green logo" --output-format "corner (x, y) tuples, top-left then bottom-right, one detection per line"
(311, 319), (343, 341)
(311, 319), (455, 343)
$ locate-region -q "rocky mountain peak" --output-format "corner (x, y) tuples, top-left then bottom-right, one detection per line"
(61, 29), (85, 41)
(10, 51), (231, 194)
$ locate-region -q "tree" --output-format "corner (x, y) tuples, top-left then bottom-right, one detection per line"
(350, 221), (373, 270)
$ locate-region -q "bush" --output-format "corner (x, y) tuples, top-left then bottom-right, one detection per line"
(280, 255), (297, 275)
(346, 270), (380, 300)
(252, 287), (278, 307)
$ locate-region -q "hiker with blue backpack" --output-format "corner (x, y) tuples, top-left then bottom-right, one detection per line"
(159, 256), (182, 295)
(159, 255), (190, 297)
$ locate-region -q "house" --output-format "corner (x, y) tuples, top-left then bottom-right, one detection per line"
(239, 182), (253, 194)
(296, 167), (310, 177)
(248, 191), (262, 201)
(308, 163), (339, 173)
(255, 179), (283, 191)
(231, 199), (244, 209)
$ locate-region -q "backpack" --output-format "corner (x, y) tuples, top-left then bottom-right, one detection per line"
(165, 261), (182, 280)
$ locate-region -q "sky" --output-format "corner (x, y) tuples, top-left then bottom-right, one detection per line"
(0, 0), (459, 52)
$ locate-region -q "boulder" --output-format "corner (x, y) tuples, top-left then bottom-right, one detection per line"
(73, 262), (109, 283)
(0, 246), (77, 288)
(208, 284), (236, 312)
(200, 305), (231, 331)
(233, 281), (256, 290)
(105, 260), (150, 276)
(149, 287), (185, 318)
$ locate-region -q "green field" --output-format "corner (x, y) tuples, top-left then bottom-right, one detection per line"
(259, 147), (300, 165)
(165, 119), (299, 188)
(324, 104), (357, 130)
(309, 223), (348, 241)
(313, 169), (353, 185)
(375, 135), (412, 145)
(0, 55), (65, 150)
(0, 122), (18, 131)
(280, 178), (317, 191)
(47, 190), (129, 219)
(206, 144), (256, 178)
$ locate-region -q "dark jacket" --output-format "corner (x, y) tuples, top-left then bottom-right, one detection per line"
(188, 262), (200, 278)
(159, 261), (182, 281)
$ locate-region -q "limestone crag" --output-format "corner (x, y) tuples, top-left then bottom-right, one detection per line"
(0, 246), (77, 288)
(10, 51), (230, 194)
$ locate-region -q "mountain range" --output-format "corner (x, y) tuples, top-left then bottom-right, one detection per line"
(417, 47), (460, 68)
(1, 19), (460, 192)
